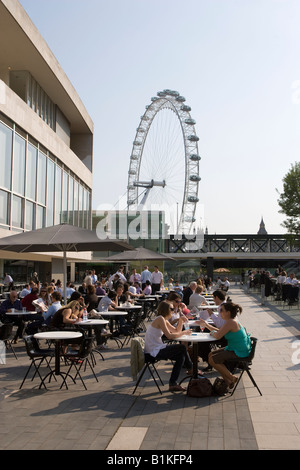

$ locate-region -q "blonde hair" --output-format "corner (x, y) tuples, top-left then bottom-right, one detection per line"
(195, 285), (203, 294)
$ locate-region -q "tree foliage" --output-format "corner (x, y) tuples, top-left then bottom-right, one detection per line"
(277, 162), (300, 235)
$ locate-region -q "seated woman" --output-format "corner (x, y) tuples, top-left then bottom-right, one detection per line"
(188, 285), (209, 309)
(85, 284), (99, 312)
(50, 300), (83, 329)
(143, 280), (152, 295)
(144, 300), (193, 392)
(167, 292), (188, 326)
(199, 302), (251, 389)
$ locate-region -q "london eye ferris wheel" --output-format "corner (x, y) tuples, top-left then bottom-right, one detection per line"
(127, 89), (201, 236)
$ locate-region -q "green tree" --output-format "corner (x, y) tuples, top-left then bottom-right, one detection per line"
(277, 162), (300, 235)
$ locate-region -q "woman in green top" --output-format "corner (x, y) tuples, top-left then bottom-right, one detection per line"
(199, 302), (251, 389)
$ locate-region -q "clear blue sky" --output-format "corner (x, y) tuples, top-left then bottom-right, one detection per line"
(19, 0), (300, 234)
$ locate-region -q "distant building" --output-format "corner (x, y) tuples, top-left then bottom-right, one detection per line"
(257, 217), (268, 235)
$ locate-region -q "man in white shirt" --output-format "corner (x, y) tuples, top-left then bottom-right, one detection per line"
(129, 268), (141, 286)
(151, 266), (163, 294)
(140, 266), (152, 290)
(91, 270), (98, 285)
(108, 266), (127, 286)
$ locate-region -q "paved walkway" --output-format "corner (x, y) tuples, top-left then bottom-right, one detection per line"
(0, 286), (300, 451)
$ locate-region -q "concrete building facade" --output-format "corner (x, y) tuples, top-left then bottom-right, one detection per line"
(0, 0), (94, 282)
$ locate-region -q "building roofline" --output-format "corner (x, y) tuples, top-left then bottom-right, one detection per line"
(0, 0), (93, 134)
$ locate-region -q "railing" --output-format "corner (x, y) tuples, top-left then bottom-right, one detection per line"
(167, 234), (300, 254)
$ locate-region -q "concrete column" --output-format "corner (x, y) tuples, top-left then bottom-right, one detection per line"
(70, 262), (75, 282)
(51, 258), (64, 282)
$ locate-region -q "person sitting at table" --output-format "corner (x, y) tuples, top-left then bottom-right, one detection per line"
(19, 284), (31, 299)
(43, 291), (62, 326)
(182, 281), (197, 305)
(21, 287), (39, 312)
(193, 290), (228, 372)
(85, 284), (99, 312)
(95, 280), (106, 296)
(167, 292), (188, 326)
(125, 282), (144, 300)
(188, 285), (209, 309)
(98, 290), (118, 312)
(47, 285), (55, 305)
(0, 289), (24, 341)
(284, 272), (300, 306)
(50, 300), (84, 329)
(144, 300), (193, 392)
(173, 281), (183, 299)
(78, 281), (87, 296)
(143, 280), (152, 295)
(35, 288), (49, 313)
(25, 291), (63, 335)
(199, 302), (251, 389)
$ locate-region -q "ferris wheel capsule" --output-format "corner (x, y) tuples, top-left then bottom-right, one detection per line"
(190, 154), (201, 161)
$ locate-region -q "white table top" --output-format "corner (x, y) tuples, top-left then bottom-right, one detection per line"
(75, 319), (109, 326)
(34, 331), (82, 340)
(196, 305), (219, 310)
(115, 305), (142, 310)
(99, 311), (128, 316)
(6, 310), (37, 315)
(188, 319), (214, 326)
(178, 332), (217, 342)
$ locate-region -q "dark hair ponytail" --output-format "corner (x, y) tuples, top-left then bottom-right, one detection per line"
(223, 302), (242, 318)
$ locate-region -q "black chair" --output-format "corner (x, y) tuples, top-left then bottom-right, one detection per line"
(0, 323), (18, 359)
(61, 336), (98, 390)
(19, 335), (55, 389)
(131, 338), (164, 395)
(226, 336), (262, 396)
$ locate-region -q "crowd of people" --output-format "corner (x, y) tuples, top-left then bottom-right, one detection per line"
(247, 266), (300, 306)
(0, 265), (256, 395)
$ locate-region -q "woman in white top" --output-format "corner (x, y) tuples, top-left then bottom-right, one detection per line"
(188, 285), (209, 309)
(144, 300), (193, 392)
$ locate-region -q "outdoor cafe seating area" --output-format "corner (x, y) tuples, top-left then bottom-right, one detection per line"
(0, 271), (261, 402)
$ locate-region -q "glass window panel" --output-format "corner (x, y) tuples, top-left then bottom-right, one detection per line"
(0, 122), (12, 190)
(46, 158), (55, 227)
(61, 171), (68, 223)
(13, 133), (26, 196)
(78, 185), (83, 227)
(36, 205), (44, 229)
(54, 166), (62, 225)
(25, 200), (34, 231)
(74, 181), (79, 226)
(37, 150), (46, 205)
(31, 78), (36, 112)
(83, 189), (87, 228)
(68, 176), (74, 225)
(0, 190), (9, 225)
(26, 143), (37, 200)
(12, 195), (23, 228)
(87, 191), (91, 229)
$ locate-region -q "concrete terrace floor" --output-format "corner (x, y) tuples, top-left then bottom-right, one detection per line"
(0, 286), (300, 451)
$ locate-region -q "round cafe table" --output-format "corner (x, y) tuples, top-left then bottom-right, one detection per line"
(99, 310), (128, 333)
(177, 332), (217, 381)
(34, 330), (82, 389)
